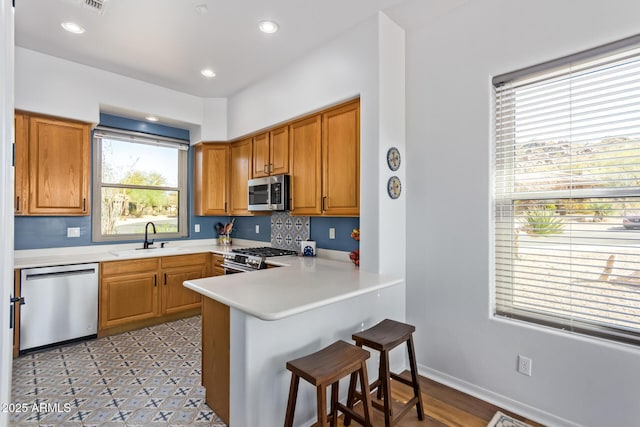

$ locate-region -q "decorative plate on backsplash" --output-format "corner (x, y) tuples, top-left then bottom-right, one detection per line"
(271, 211), (310, 252)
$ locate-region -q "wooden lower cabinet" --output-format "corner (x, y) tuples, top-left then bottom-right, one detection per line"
(99, 253), (207, 336)
(13, 270), (21, 358)
(202, 297), (230, 424)
(211, 253), (225, 276)
(161, 254), (206, 315)
(100, 258), (160, 330)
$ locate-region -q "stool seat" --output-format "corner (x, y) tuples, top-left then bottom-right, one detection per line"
(352, 319), (416, 351)
(287, 341), (370, 386)
(346, 319), (424, 427)
(284, 340), (374, 427)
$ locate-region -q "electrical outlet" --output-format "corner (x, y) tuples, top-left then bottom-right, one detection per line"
(194, 224), (200, 233)
(329, 228), (336, 239)
(67, 227), (80, 238)
(517, 355), (532, 376)
(255, 225), (260, 233)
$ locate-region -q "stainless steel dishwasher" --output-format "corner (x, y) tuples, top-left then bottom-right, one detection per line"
(20, 263), (99, 352)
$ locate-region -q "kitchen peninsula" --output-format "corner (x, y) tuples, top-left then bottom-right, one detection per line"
(183, 255), (404, 426)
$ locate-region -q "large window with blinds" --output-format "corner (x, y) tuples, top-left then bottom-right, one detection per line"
(92, 127), (188, 242)
(493, 36), (640, 345)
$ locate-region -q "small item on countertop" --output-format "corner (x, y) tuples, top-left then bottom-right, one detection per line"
(349, 249), (359, 266)
(215, 222), (224, 235)
(301, 239), (316, 257)
(350, 228), (360, 241)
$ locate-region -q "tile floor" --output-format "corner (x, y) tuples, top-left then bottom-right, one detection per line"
(10, 316), (226, 427)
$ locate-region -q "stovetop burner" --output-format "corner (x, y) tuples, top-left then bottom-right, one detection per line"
(232, 247), (298, 257)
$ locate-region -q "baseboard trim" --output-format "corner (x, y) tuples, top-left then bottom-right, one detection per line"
(417, 364), (582, 427)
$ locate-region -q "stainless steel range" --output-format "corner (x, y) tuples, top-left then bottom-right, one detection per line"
(221, 247), (298, 274)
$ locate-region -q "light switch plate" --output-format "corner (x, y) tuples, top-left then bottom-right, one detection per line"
(195, 224), (200, 232)
(329, 228), (336, 239)
(67, 227), (80, 238)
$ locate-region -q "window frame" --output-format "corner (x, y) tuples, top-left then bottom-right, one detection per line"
(91, 127), (189, 243)
(492, 35), (640, 346)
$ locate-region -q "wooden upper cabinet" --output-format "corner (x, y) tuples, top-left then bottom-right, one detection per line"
(289, 115), (322, 215)
(252, 132), (269, 178)
(252, 126), (290, 178)
(229, 138), (253, 215)
(270, 126), (290, 176)
(14, 113), (28, 215)
(194, 143), (229, 215)
(322, 100), (360, 216)
(27, 115), (91, 215)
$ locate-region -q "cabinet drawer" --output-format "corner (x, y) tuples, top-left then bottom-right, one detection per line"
(161, 253), (209, 269)
(101, 258), (160, 276)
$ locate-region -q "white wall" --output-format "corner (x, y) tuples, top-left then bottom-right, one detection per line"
(404, 1), (640, 426)
(15, 48), (227, 143)
(0, 1), (15, 425)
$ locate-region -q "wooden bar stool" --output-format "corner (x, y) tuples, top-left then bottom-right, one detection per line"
(284, 340), (374, 427)
(345, 319), (424, 427)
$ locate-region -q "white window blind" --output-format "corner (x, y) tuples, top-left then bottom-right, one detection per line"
(494, 38), (640, 345)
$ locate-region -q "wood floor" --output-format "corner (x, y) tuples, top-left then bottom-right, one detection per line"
(336, 371), (545, 427)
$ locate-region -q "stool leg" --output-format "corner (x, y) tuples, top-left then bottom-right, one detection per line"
(376, 357), (384, 400)
(381, 350), (392, 427)
(284, 373), (300, 427)
(330, 381), (339, 427)
(359, 361), (374, 427)
(407, 336), (425, 420)
(344, 371), (358, 426)
(317, 383), (329, 427)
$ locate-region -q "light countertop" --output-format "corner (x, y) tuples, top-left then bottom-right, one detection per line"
(183, 255), (402, 321)
(13, 239), (254, 269)
(15, 239), (403, 322)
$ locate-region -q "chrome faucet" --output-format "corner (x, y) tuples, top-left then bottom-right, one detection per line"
(143, 222), (156, 249)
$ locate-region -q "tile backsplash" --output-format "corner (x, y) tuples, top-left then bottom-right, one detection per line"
(271, 211), (310, 252)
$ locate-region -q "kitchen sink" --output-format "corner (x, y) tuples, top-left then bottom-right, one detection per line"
(109, 247), (189, 257)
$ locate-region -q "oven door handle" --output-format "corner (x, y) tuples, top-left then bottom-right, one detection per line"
(221, 263), (253, 273)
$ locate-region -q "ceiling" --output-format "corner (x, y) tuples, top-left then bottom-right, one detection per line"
(15, 0), (410, 98)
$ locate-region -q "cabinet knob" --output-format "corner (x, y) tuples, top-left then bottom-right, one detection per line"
(263, 164), (267, 174)
(15, 196), (20, 212)
(269, 163), (273, 173)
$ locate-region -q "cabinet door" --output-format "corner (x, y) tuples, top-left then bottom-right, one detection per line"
(100, 271), (159, 329)
(194, 143), (229, 215)
(230, 138), (252, 215)
(289, 115), (322, 215)
(14, 114), (28, 215)
(322, 101), (360, 216)
(162, 265), (205, 315)
(252, 132), (269, 178)
(212, 253), (225, 276)
(269, 126), (289, 176)
(28, 116), (91, 215)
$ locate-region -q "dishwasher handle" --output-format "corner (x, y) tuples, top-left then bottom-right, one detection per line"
(24, 268), (97, 281)
(9, 297), (25, 329)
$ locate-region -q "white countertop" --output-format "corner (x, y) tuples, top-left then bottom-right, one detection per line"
(13, 239), (255, 269)
(15, 239), (403, 322)
(183, 255), (402, 321)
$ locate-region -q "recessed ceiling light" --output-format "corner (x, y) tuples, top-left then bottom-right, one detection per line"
(258, 20), (279, 34)
(201, 68), (216, 78)
(145, 116), (159, 122)
(61, 21), (86, 34)
(195, 4), (209, 15)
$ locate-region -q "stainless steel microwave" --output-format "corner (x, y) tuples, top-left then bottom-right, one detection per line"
(248, 174), (290, 211)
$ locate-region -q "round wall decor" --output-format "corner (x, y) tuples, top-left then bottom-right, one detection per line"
(387, 176), (402, 199)
(386, 147), (401, 171)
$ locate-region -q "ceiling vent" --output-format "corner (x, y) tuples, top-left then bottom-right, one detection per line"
(83, 0), (108, 15)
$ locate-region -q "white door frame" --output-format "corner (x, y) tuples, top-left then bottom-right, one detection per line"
(0, 0), (15, 424)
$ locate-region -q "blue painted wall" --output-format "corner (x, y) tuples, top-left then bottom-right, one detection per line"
(310, 217), (360, 252)
(14, 114), (357, 252)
